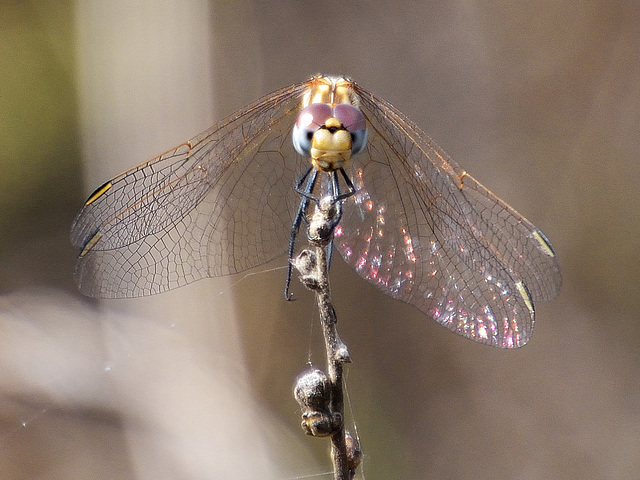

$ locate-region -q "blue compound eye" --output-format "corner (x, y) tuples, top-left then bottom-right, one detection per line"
(293, 103), (333, 156)
(349, 129), (368, 156)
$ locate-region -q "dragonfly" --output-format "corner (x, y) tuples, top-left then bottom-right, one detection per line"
(71, 74), (561, 348)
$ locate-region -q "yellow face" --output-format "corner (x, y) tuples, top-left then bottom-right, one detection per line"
(309, 117), (353, 171)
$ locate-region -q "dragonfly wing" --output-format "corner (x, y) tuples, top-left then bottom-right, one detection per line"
(444, 171), (562, 302)
(335, 86), (561, 347)
(71, 81), (310, 298)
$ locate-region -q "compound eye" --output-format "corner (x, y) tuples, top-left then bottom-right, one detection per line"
(332, 103), (366, 131)
(297, 103), (333, 130)
(293, 104), (333, 156)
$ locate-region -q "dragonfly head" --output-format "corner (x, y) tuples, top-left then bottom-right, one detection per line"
(293, 102), (368, 172)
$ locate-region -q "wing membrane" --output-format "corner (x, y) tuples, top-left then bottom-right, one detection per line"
(71, 81), (310, 298)
(333, 86), (561, 347)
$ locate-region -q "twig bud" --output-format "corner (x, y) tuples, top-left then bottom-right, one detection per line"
(334, 343), (352, 364)
(345, 430), (362, 476)
(308, 196), (340, 244)
(294, 366), (340, 437)
(292, 250), (320, 290)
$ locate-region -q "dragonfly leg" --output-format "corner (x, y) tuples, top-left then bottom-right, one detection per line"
(295, 166), (322, 205)
(336, 167), (356, 201)
(285, 167), (356, 298)
(323, 168), (355, 268)
(285, 167), (319, 300)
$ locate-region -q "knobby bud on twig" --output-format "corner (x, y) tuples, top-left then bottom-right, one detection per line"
(294, 367), (341, 437)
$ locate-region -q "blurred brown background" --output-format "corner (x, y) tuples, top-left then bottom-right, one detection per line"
(1, 1), (639, 479)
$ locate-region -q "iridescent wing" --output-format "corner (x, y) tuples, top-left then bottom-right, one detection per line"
(71, 81), (311, 298)
(334, 85), (561, 348)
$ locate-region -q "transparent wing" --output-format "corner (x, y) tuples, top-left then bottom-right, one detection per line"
(334, 86), (561, 348)
(71, 81), (311, 298)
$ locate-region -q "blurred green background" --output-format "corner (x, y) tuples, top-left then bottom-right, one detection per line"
(1, 1), (639, 479)
(0, 1), (81, 293)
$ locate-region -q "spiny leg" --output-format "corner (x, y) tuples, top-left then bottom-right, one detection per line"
(285, 166), (318, 300)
